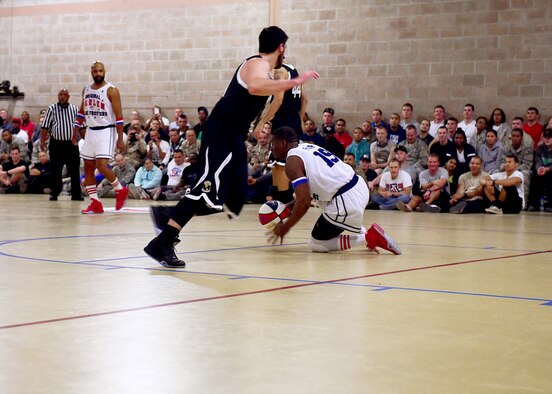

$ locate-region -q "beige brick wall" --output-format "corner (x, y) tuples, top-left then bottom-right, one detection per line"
(0, 0), (551, 128)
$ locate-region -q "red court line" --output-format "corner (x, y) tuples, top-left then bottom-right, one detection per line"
(1, 249), (549, 330)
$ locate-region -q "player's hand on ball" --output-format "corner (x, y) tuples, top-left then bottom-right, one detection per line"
(266, 229), (281, 245)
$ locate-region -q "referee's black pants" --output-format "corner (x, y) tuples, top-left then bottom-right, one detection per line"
(49, 138), (82, 199)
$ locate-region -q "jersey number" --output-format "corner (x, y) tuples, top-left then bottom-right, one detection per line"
(313, 148), (339, 167)
(291, 85), (302, 98)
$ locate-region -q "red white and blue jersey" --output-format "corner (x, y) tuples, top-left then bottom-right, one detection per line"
(287, 143), (355, 202)
(83, 82), (116, 128)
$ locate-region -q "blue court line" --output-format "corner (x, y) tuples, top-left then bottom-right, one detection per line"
(1, 233), (551, 308)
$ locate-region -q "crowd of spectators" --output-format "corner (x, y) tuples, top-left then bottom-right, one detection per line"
(1, 102), (551, 215)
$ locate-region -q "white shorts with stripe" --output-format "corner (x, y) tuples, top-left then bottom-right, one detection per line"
(80, 127), (116, 160)
(320, 176), (369, 233)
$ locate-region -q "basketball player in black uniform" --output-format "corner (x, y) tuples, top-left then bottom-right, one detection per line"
(144, 26), (319, 268)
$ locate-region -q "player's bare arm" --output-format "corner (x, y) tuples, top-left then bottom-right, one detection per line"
(108, 86), (125, 151)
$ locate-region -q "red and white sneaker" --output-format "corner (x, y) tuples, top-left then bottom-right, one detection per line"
(365, 223), (401, 255)
(115, 187), (129, 210)
(81, 199), (104, 214)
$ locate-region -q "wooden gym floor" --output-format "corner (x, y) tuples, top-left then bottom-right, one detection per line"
(0, 194), (551, 393)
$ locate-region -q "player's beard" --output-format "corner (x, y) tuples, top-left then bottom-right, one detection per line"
(93, 75), (105, 84)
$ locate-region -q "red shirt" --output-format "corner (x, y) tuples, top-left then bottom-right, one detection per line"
(523, 122), (543, 149)
(335, 132), (353, 150)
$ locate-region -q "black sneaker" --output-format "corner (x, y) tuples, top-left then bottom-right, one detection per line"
(449, 201), (467, 214)
(144, 237), (186, 268)
(149, 205), (174, 235)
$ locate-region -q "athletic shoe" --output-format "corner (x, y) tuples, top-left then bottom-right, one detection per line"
(150, 205), (173, 235)
(419, 203), (441, 213)
(152, 187), (162, 201)
(449, 201), (467, 214)
(115, 187), (129, 210)
(396, 201), (412, 212)
(485, 205), (503, 214)
(365, 223), (401, 255)
(144, 237), (186, 268)
(81, 199), (104, 214)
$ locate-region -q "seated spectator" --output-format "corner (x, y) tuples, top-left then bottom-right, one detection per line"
(344, 153), (370, 187)
(527, 128), (552, 212)
(97, 154), (136, 198)
(129, 158), (163, 200)
(445, 117), (459, 141)
(160, 153), (200, 201)
(397, 153), (449, 213)
(470, 116), (488, 152)
(150, 149), (188, 200)
(248, 130), (270, 176)
(482, 154), (524, 214)
(370, 126), (395, 174)
(300, 119), (325, 146)
(0, 146), (30, 193)
(125, 120), (148, 169)
(334, 118), (352, 149)
(346, 127), (370, 165)
(478, 129), (502, 174)
(418, 118), (433, 146)
(449, 155), (488, 214)
(488, 107), (511, 143)
(321, 126), (345, 160)
(124, 109), (142, 134)
(167, 128), (183, 162)
(510, 116), (535, 150)
(358, 154), (378, 183)
(398, 124), (428, 175)
(146, 106), (170, 132)
(499, 128), (533, 205)
(450, 129), (476, 176)
(445, 157), (459, 196)
(181, 129), (201, 162)
(1, 129), (28, 162)
(370, 158), (412, 210)
(146, 129), (170, 169)
(27, 151), (52, 194)
(0, 108), (13, 132)
(145, 117), (168, 143)
(31, 133), (49, 164)
(522, 106), (544, 149)
(429, 105), (446, 137)
(177, 113), (190, 136)
(32, 110), (47, 143)
(168, 108), (184, 131)
(458, 104), (477, 144)
(371, 108), (386, 130)
(10, 118), (29, 144)
(193, 106), (208, 139)
(361, 120), (376, 143)
(429, 126), (455, 166)
(20, 111), (35, 143)
(386, 113), (406, 145)
(400, 102), (419, 130)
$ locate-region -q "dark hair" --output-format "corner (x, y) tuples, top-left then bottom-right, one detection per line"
(402, 103), (413, 110)
(512, 116), (524, 123)
(336, 118), (346, 125)
(434, 104), (445, 111)
(197, 106), (209, 116)
(10, 145), (20, 152)
(489, 107), (506, 128)
(373, 108), (383, 116)
(179, 113), (187, 120)
(527, 106), (539, 114)
(486, 129), (497, 137)
(447, 117), (458, 124)
(271, 126), (298, 142)
(258, 26), (288, 53)
(453, 129), (467, 148)
(506, 153), (519, 163)
(464, 103), (475, 111)
(406, 124), (417, 132)
(476, 116), (488, 125)
(511, 127), (524, 136)
(173, 149), (184, 155)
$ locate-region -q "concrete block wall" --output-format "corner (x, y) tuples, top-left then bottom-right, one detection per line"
(0, 0), (551, 128)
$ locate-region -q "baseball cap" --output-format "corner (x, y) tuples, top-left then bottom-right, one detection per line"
(323, 107), (335, 115)
(11, 117), (21, 124)
(360, 154), (370, 161)
(395, 145), (408, 153)
(197, 106), (208, 116)
(543, 128), (552, 138)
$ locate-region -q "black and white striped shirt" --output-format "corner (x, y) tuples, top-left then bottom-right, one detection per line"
(41, 102), (78, 141)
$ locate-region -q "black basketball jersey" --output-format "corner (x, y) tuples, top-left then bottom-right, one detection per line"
(271, 63), (302, 137)
(209, 55), (270, 138)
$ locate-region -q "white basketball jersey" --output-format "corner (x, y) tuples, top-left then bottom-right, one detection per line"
(83, 82), (115, 128)
(287, 143), (355, 202)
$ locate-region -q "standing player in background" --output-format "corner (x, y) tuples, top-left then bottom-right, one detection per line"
(145, 26), (320, 268)
(268, 126), (401, 255)
(74, 61), (129, 214)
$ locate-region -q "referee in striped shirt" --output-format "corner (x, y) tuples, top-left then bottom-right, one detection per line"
(41, 89), (83, 201)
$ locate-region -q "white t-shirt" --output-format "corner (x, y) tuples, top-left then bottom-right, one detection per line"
(166, 159), (189, 186)
(379, 170), (412, 194)
(458, 120), (477, 144)
(491, 170), (524, 207)
(147, 139), (170, 165)
(429, 121), (444, 137)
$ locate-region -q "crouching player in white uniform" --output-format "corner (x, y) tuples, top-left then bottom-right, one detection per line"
(269, 126), (401, 254)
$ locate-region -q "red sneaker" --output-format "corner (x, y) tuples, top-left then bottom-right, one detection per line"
(365, 223), (401, 255)
(115, 187), (129, 210)
(81, 199), (104, 214)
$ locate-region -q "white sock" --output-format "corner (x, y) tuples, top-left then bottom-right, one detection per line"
(110, 178), (123, 191)
(86, 185), (99, 201)
(307, 234), (365, 252)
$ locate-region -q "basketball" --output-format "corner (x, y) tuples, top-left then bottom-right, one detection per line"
(258, 200), (291, 230)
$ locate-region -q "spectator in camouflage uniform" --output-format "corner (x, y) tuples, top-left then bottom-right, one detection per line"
(397, 124), (428, 176)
